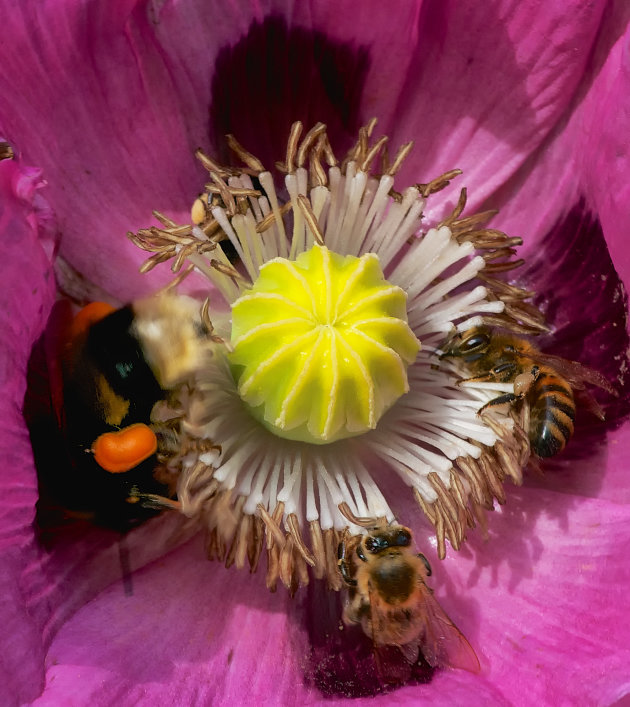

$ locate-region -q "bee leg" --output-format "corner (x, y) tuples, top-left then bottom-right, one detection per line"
(456, 361), (519, 386)
(337, 535), (358, 586)
(417, 553), (432, 576)
(478, 392), (520, 415)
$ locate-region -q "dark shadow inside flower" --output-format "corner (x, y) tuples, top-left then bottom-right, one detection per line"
(210, 16), (369, 171)
(291, 579), (436, 698)
(519, 203), (630, 496)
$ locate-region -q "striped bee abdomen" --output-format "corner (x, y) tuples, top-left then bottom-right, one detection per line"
(528, 370), (575, 458)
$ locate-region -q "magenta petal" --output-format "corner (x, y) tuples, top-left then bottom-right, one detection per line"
(395, 0), (610, 206)
(32, 540), (307, 706)
(406, 488), (630, 706)
(0, 1), (209, 299)
(0, 159), (55, 704)
(578, 17), (630, 288)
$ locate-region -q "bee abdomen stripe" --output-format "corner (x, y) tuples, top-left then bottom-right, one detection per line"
(539, 414), (572, 440)
(536, 382), (573, 396)
(551, 400), (576, 421)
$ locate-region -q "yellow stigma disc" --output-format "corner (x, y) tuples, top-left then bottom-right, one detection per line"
(229, 245), (420, 444)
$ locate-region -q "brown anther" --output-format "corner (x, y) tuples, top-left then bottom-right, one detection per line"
(477, 273), (535, 299)
(386, 141), (414, 176)
(308, 132), (329, 187)
(389, 188), (403, 204)
(337, 502), (383, 528)
(428, 472), (462, 530)
(450, 209), (499, 232)
(202, 219), (221, 238)
(200, 297), (214, 333)
(0, 142), (14, 160)
(172, 244), (196, 273)
(208, 172), (237, 215)
(478, 454), (506, 504)
(296, 194), (325, 245)
(297, 122), (327, 167)
(206, 185), (262, 198)
(283, 121), (303, 174)
(481, 248), (518, 262)
(309, 520), (327, 579)
(139, 251), (174, 273)
(435, 510), (446, 560)
(225, 134), (265, 172)
(209, 259), (250, 284)
(153, 210), (178, 228)
(286, 513), (316, 567)
(363, 116), (377, 136)
(279, 535), (296, 591)
(360, 135), (389, 173)
(321, 134), (338, 167)
(482, 258), (525, 273)
(195, 148), (231, 178)
(438, 187), (467, 226)
(413, 488), (436, 524)
(157, 263), (195, 294)
(232, 513), (251, 569)
(481, 313), (549, 335)
(255, 201), (293, 233)
(248, 516), (265, 573)
(436, 498), (461, 550)
(266, 546), (280, 592)
(416, 168), (463, 198)
(257, 503), (286, 550)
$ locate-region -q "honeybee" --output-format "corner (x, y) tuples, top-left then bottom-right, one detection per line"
(439, 325), (616, 458)
(26, 293), (209, 530)
(338, 524), (480, 672)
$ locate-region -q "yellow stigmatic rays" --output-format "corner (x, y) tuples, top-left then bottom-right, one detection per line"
(230, 245), (420, 443)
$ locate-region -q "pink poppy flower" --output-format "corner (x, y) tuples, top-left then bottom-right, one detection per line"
(1, 1), (630, 705)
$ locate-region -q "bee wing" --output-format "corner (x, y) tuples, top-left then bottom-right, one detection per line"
(518, 349), (616, 394)
(414, 584), (480, 673)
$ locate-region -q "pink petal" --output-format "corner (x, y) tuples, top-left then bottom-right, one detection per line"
(0, 0), (615, 299)
(32, 539), (306, 706)
(0, 159), (196, 704)
(0, 159), (56, 704)
(396, 0), (611, 210)
(578, 10), (630, 289)
(375, 487), (630, 706)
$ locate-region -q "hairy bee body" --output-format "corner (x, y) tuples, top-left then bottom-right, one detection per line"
(338, 524), (479, 672)
(528, 369), (575, 457)
(26, 294), (207, 530)
(440, 326), (613, 458)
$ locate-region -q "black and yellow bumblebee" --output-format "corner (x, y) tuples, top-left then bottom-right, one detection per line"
(25, 294), (208, 531)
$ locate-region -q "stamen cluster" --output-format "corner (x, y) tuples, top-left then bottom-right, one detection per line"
(130, 120), (544, 591)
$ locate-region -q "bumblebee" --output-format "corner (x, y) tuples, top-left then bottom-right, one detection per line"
(439, 325), (616, 457)
(338, 523), (479, 672)
(26, 293), (208, 531)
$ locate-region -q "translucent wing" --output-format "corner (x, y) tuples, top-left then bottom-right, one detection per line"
(413, 584), (480, 673)
(515, 348), (616, 394)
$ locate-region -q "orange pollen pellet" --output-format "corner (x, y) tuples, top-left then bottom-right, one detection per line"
(92, 423), (158, 473)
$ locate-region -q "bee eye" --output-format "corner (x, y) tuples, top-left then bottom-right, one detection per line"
(463, 334), (489, 351)
(395, 529), (411, 546)
(365, 536), (386, 553)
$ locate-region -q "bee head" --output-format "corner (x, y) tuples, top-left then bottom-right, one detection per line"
(361, 526), (412, 556)
(440, 326), (491, 363)
(131, 294), (209, 389)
